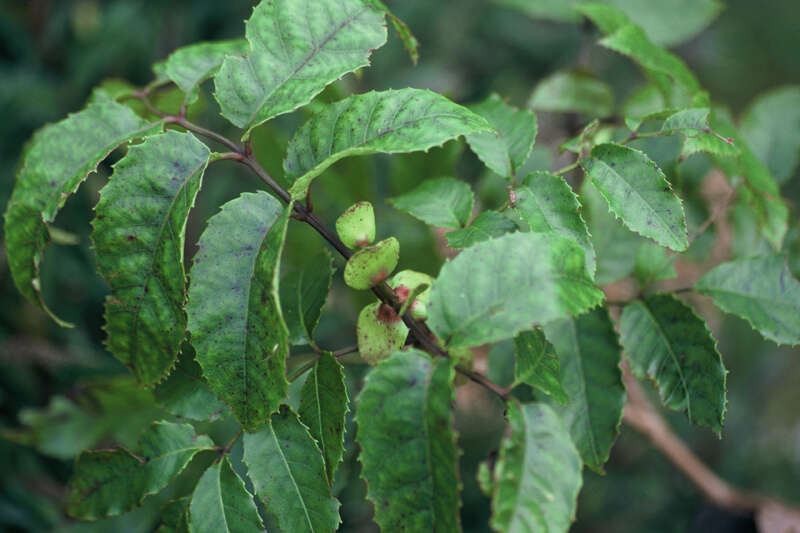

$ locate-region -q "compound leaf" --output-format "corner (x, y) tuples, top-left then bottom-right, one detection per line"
(93, 131), (210, 385)
(428, 232), (604, 349)
(298, 352), (348, 484)
(189, 457), (264, 533)
(66, 422), (214, 520)
(284, 88), (492, 200)
(4, 100), (161, 326)
(280, 249), (334, 346)
(619, 294), (727, 433)
(581, 143), (688, 252)
(513, 330), (568, 404)
(490, 402), (582, 533)
(543, 308), (626, 473)
(356, 350), (460, 533)
(243, 405), (340, 533)
(445, 211), (517, 249)
(389, 177), (474, 229)
(186, 191), (291, 431)
(695, 255), (800, 346)
(214, 0), (388, 138)
(467, 93), (538, 178)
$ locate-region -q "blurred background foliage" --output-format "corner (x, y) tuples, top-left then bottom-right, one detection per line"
(0, 0), (798, 532)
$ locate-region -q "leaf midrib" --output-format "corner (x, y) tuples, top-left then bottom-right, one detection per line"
(269, 421), (315, 531)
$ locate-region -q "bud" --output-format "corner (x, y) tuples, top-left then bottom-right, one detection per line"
(357, 302), (409, 365)
(388, 270), (433, 320)
(336, 201), (375, 249)
(344, 237), (399, 290)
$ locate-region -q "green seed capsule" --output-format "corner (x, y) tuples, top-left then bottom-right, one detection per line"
(344, 237), (399, 290)
(336, 201), (375, 249)
(357, 302), (409, 365)
(388, 270), (433, 320)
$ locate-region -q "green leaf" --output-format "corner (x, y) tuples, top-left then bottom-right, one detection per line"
(189, 457), (264, 533)
(428, 232), (604, 349)
(66, 422), (214, 520)
(515, 172), (596, 278)
(298, 352), (348, 484)
(581, 143), (689, 251)
(445, 211), (517, 249)
(681, 106), (741, 158)
(600, 0), (722, 47)
(740, 86), (800, 184)
(494, 0), (581, 22)
(243, 405), (340, 533)
(513, 330), (568, 404)
(155, 498), (190, 533)
(634, 242), (677, 286)
(364, 0), (420, 64)
(529, 70), (615, 118)
(490, 402), (582, 533)
(280, 249), (334, 346)
(164, 39), (247, 101)
(93, 131), (210, 385)
(389, 177), (474, 229)
(619, 294), (726, 432)
(660, 108), (711, 136)
(543, 308), (626, 473)
(186, 191), (291, 431)
(213, 0), (387, 139)
(466, 93), (538, 178)
(284, 88), (492, 200)
(695, 255), (800, 346)
(3, 100), (161, 326)
(153, 344), (230, 422)
(356, 350), (460, 533)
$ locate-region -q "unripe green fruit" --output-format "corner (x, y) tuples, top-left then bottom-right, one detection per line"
(357, 302), (409, 365)
(344, 237), (399, 290)
(388, 270), (433, 320)
(336, 201), (375, 249)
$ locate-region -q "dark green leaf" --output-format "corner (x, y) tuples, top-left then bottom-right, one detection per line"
(490, 402), (582, 533)
(66, 422), (214, 520)
(280, 249), (334, 346)
(189, 457), (264, 533)
(634, 242), (677, 286)
(619, 294), (727, 432)
(513, 330), (568, 404)
(213, 0), (387, 138)
(740, 86), (800, 184)
(695, 255), (800, 346)
(155, 498), (190, 533)
(467, 93), (538, 178)
(581, 143), (688, 251)
(389, 177), (474, 229)
(243, 405), (340, 533)
(428, 232), (604, 348)
(93, 131), (210, 385)
(298, 352), (348, 484)
(543, 308), (626, 473)
(186, 191), (291, 431)
(529, 71), (615, 118)
(284, 88), (492, 200)
(4, 100), (161, 325)
(356, 350), (460, 533)
(445, 211), (517, 249)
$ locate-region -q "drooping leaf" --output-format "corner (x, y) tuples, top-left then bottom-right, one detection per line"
(3, 100), (161, 325)
(243, 405), (340, 533)
(298, 352), (348, 484)
(581, 143), (689, 251)
(284, 88), (492, 200)
(681, 106), (741, 158)
(364, 0), (420, 64)
(740, 86), (800, 184)
(189, 457), (264, 533)
(66, 422), (214, 520)
(619, 294), (726, 432)
(466, 93), (538, 178)
(428, 232), (604, 349)
(389, 177), (474, 229)
(445, 211), (517, 249)
(163, 39), (247, 101)
(186, 191), (291, 431)
(634, 242), (677, 286)
(155, 497), (190, 533)
(515, 172), (596, 277)
(153, 344), (230, 422)
(280, 249), (334, 346)
(92, 131), (210, 385)
(490, 402), (582, 533)
(513, 330), (568, 404)
(213, 0), (388, 138)
(695, 255), (800, 346)
(529, 70), (615, 118)
(356, 350), (460, 533)
(543, 307), (626, 473)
